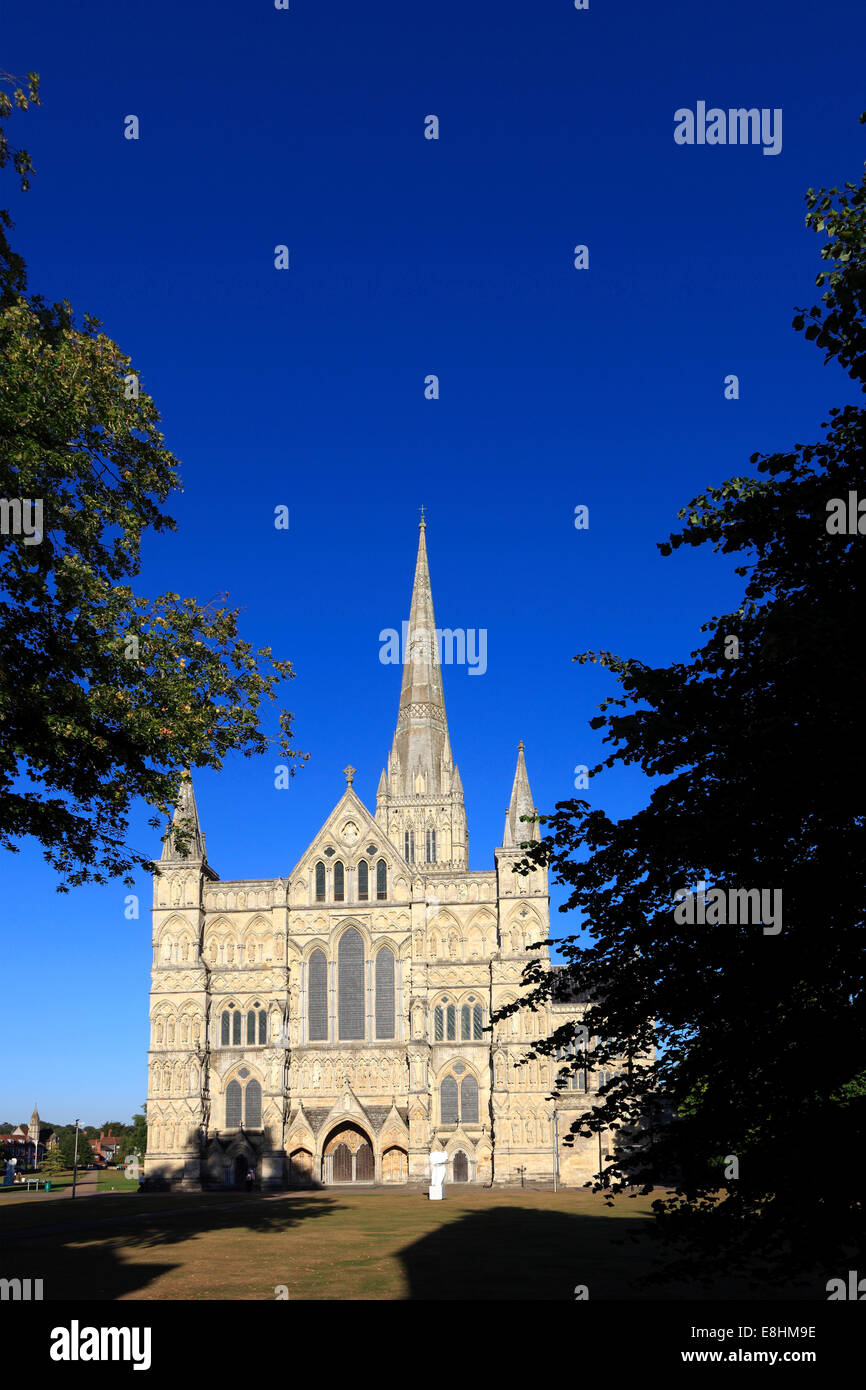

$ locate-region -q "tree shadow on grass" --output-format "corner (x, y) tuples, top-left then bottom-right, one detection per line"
(1, 1193), (341, 1301)
(397, 1204), (822, 1301)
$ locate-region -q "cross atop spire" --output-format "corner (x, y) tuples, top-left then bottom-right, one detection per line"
(419, 503), (426, 528)
(343, 764), (356, 787)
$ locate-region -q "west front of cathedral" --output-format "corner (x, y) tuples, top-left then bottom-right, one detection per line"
(145, 521), (608, 1190)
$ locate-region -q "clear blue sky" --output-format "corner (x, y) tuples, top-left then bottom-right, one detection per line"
(2, 0), (864, 1125)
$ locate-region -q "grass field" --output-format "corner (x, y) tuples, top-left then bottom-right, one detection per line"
(0, 1186), (823, 1301)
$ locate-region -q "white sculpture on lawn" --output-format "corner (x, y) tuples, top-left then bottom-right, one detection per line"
(428, 1150), (448, 1200)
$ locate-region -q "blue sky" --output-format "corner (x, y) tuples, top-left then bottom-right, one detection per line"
(2, 0), (864, 1124)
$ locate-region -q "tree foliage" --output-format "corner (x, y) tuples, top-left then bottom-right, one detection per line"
(503, 123), (866, 1287)
(0, 74), (307, 889)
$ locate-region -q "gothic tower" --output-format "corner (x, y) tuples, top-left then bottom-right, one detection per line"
(375, 516), (468, 868)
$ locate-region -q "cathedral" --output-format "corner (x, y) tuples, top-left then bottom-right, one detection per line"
(145, 520), (608, 1189)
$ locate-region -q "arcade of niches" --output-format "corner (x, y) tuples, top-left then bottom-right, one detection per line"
(145, 522), (618, 1190)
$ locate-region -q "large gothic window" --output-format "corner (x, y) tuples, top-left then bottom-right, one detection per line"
(338, 928), (365, 1040)
(333, 861), (345, 902)
(440, 1076), (459, 1124)
(226, 1080), (242, 1127)
(375, 946), (395, 1039)
(358, 860), (369, 901)
(460, 1075), (479, 1123)
(308, 949), (328, 1041)
(439, 1069), (480, 1125)
(245, 1080), (262, 1127)
(376, 860), (387, 900)
(315, 862), (326, 903)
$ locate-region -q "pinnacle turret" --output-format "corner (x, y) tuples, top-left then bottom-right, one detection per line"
(161, 770), (206, 862)
(503, 742), (539, 847)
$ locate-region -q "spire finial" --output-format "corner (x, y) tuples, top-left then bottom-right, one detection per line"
(343, 764), (356, 787)
(419, 503), (426, 529)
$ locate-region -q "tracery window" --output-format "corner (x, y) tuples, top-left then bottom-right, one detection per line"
(315, 862), (326, 903)
(555, 1043), (587, 1091)
(338, 928), (365, 1040)
(225, 1076), (262, 1127)
(439, 1068), (480, 1125)
(358, 860), (369, 901)
(375, 946), (396, 1039)
(376, 860), (387, 900)
(308, 949), (328, 1041)
(404, 830), (415, 864)
(426, 829), (437, 862)
(333, 861), (345, 902)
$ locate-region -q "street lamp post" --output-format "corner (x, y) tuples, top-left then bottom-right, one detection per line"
(71, 1119), (80, 1200)
(548, 1109), (560, 1192)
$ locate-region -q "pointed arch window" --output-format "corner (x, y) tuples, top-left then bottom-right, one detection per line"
(315, 862), (326, 903)
(245, 1080), (262, 1127)
(440, 1076), (459, 1125)
(358, 860), (369, 901)
(426, 829), (437, 862)
(446, 1005), (456, 1041)
(460, 1074), (479, 1123)
(338, 928), (365, 1040)
(308, 949), (328, 1042)
(258, 1010), (267, 1044)
(404, 830), (415, 863)
(434, 1006), (444, 1041)
(247, 1010), (256, 1044)
(376, 860), (387, 900)
(226, 1080), (242, 1128)
(232, 1010), (242, 1046)
(375, 946), (396, 1039)
(333, 861), (345, 902)
(221, 1011), (230, 1046)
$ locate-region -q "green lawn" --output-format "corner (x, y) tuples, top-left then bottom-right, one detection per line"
(0, 1186), (824, 1301)
(97, 1169), (140, 1192)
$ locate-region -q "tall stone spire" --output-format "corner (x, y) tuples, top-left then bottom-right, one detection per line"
(376, 517), (467, 867)
(28, 1103), (40, 1141)
(503, 742), (539, 847)
(161, 770), (206, 862)
(389, 514), (452, 795)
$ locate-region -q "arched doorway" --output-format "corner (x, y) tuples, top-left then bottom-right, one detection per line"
(288, 1149), (313, 1187)
(382, 1147), (408, 1183)
(452, 1150), (469, 1183)
(323, 1122), (375, 1184)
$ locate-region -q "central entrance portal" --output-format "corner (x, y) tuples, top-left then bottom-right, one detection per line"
(323, 1122), (375, 1184)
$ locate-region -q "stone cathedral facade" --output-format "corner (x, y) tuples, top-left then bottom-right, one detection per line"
(145, 521), (610, 1190)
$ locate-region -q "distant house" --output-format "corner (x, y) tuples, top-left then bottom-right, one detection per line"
(91, 1131), (121, 1162)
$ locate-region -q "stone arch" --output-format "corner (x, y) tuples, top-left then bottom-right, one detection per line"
(322, 1121), (375, 1184)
